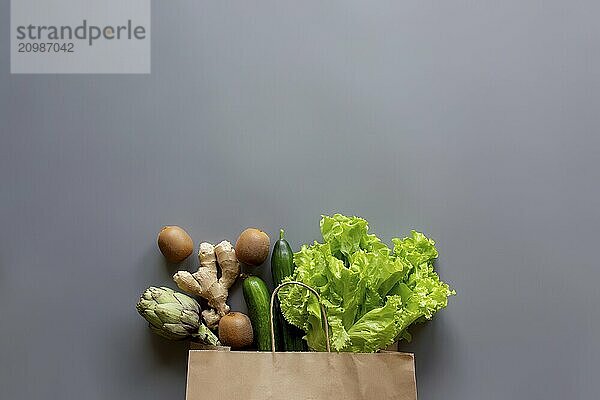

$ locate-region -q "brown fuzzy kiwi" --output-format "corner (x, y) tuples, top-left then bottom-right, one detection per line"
(218, 312), (254, 348)
(157, 226), (194, 263)
(235, 228), (270, 266)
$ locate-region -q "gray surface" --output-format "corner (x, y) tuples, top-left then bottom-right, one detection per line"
(1, 1), (599, 399)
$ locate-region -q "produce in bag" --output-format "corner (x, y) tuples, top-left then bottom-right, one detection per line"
(157, 226), (194, 263)
(278, 214), (455, 353)
(173, 241), (240, 329)
(218, 312), (254, 349)
(243, 275), (281, 351)
(136, 286), (220, 346)
(271, 229), (306, 351)
(235, 228), (270, 266)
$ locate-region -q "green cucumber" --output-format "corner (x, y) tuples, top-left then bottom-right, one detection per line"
(271, 229), (307, 352)
(242, 275), (279, 351)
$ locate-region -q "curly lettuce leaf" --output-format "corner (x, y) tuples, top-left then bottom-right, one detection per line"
(278, 214), (454, 353)
(392, 230), (438, 268)
(346, 295), (404, 353)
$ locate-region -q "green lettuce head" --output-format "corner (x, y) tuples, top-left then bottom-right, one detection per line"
(278, 214), (455, 353)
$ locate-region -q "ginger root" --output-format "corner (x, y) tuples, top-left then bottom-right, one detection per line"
(173, 241), (240, 329)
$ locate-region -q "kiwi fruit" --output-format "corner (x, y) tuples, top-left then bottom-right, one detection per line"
(218, 312), (254, 348)
(157, 226), (194, 263)
(235, 228), (270, 266)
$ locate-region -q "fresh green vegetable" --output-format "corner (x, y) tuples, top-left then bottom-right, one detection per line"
(271, 229), (295, 284)
(271, 229), (306, 351)
(243, 276), (279, 351)
(278, 214), (455, 353)
(136, 286), (220, 346)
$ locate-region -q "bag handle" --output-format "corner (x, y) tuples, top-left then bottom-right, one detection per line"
(270, 281), (331, 353)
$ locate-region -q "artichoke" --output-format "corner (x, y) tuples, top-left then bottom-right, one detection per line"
(136, 286), (220, 346)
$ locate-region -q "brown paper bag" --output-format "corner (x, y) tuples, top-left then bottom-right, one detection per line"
(185, 282), (417, 400)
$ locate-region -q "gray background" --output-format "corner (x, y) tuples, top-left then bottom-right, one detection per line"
(1, 1), (599, 399)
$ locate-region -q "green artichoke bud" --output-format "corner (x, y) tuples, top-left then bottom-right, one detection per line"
(136, 286), (220, 346)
